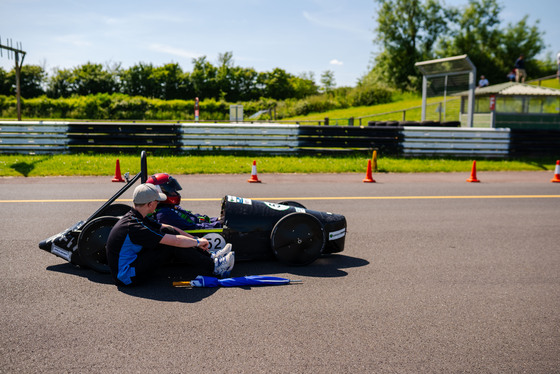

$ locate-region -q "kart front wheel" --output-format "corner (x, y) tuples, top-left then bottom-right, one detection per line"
(270, 212), (325, 266)
(77, 216), (118, 273)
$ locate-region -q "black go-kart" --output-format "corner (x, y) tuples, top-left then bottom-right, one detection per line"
(39, 152), (347, 273)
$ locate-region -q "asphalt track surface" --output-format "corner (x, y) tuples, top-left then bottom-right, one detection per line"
(1, 171), (559, 373)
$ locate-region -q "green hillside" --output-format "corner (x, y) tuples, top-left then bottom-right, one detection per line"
(285, 93), (460, 125)
(530, 78), (560, 90)
(285, 78), (560, 125)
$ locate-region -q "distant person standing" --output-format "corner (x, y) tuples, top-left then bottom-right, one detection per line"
(514, 54), (526, 83)
(478, 75), (489, 88)
(507, 70), (516, 82)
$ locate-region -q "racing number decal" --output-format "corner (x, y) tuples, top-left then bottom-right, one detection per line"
(328, 228), (346, 241)
(203, 233), (226, 252)
(264, 202), (290, 211)
(264, 202), (305, 213)
(227, 195), (252, 205)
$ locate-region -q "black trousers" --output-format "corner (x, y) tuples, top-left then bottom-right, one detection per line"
(123, 245), (214, 286)
(123, 228), (214, 286)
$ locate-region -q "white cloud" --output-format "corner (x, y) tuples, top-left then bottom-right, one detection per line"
(148, 44), (201, 59)
(54, 34), (92, 47)
(330, 59), (344, 66)
(302, 10), (369, 38)
(102, 16), (121, 25)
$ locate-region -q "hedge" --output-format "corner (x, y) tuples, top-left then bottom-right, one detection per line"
(0, 84), (394, 121)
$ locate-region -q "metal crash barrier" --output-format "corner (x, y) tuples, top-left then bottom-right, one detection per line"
(1, 121), (558, 157)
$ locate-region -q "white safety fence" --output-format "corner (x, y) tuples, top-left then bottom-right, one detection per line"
(402, 127), (511, 157)
(1, 120), (515, 157)
(177, 123), (300, 152)
(0, 121), (71, 153)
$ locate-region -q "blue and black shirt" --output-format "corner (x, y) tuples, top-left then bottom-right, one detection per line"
(106, 209), (164, 285)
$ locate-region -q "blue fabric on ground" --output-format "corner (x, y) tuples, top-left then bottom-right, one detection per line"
(190, 275), (291, 287)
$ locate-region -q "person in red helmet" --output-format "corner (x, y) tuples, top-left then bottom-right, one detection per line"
(146, 173), (222, 230)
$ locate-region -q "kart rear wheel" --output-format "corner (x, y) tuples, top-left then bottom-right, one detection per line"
(270, 212), (325, 266)
(77, 216), (118, 273)
(278, 201), (307, 209)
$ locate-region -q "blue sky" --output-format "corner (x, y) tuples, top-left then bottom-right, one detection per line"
(0, 0), (558, 87)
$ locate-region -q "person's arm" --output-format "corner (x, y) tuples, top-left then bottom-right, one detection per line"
(160, 234), (209, 251)
(161, 223), (192, 238)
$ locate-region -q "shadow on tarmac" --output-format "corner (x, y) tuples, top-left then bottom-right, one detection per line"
(47, 263), (114, 285)
(46, 253), (369, 303)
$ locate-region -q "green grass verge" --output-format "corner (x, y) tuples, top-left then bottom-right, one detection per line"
(287, 78), (560, 124)
(2, 79), (558, 178)
(0, 154), (556, 177)
(530, 78), (560, 90)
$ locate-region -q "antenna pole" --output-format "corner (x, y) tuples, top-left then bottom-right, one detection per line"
(0, 36), (27, 121)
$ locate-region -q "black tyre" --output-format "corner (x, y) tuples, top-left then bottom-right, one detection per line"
(77, 216), (119, 273)
(442, 121), (461, 127)
(270, 212), (325, 266)
(278, 201), (307, 209)
(399, 121), (419, 126)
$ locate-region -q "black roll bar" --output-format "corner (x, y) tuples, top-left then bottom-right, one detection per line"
(84, 151), (148, 224)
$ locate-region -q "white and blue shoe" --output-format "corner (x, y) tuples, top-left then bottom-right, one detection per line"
(211, 243), (232, 260)
(213, 251), (235, 278)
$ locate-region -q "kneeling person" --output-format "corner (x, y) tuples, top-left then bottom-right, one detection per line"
(106, 183), (234, 286)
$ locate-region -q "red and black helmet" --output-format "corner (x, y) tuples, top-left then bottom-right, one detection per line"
(146, 173), (182, 205)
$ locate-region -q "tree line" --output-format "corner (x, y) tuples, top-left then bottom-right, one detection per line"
(1, 0), (557, 112)
(0, 51), (332, 102)
(363, 0), (556, 90)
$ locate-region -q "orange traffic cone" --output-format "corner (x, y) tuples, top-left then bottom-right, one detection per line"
(551, 160), (560, 183)
(363, 159), (376, 183)
(247, 160), (262, 183)
(112, 159), (125, 182)
(466, 160), (480, 183)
